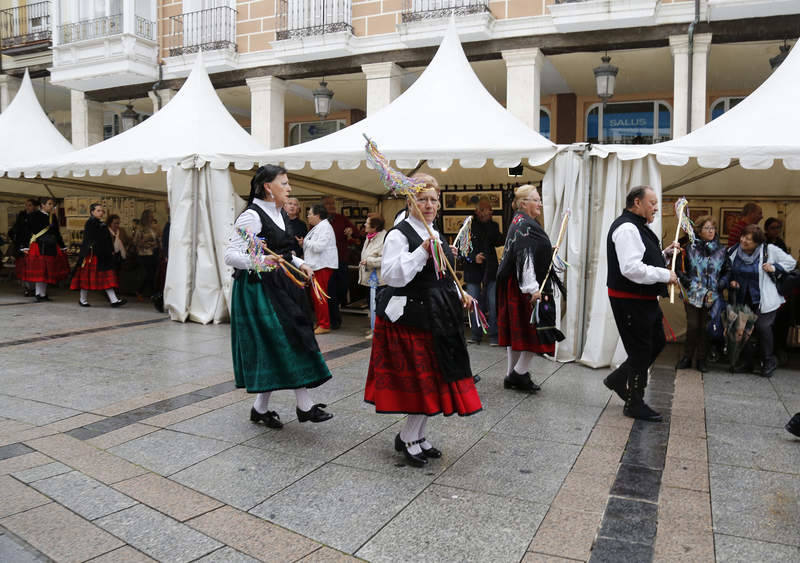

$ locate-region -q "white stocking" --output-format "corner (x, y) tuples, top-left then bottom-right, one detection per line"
(105, 288), (119, 302)
(294, 388), (314, 412)
(79, 289), (89, 304)
(514, 351), (535, 376)
(400, 415), (425, 455)
(507, 347), (521, 375)
(35, 282), (47, 297)
(417, 417), (435, 451)
(253, 392), (271, 414)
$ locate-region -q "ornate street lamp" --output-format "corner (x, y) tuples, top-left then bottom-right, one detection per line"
(770, 40), (792, 71)
(120, 102), (140, 131)
(313, 79), (334, 119)
(593, 54), (618, 104)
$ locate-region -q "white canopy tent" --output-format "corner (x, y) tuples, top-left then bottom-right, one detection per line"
(7, 55), (275, 325)
(543, 38), (800, 368)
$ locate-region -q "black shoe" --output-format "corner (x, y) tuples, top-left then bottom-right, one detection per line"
(760, 359), (777, 378)
(250, 408), (283, 429)
(675, 357), (692, 370)
(418, 437), (442, 459)
(110, 298), (128, 308)
(623, 402), (663, 422)
(79, 301), (91, 307)
(473, 374), (481, 384)
(603, 375), (628, 402)
(786, 413), (800, 438)
(696, 360), (708, 373)
(23, 288), (33, 297)
(504, 370), (539, 393)
(296, 403), (333, 423)
(35, 295), (50, 302)
(394, 434), (428, 467)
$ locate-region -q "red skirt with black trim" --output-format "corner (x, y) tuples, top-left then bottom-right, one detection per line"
(364, 317), (482, 416)
(70, 255), (118, 290)
(497, 277), (555, 354)
(22, 243), (70, 284)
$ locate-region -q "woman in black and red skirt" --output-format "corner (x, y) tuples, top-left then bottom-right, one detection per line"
(71, 203), (127, 308)
(497, 184), (563, 393)
(20, 197), (70, 302)
(365, 176), (481, 468)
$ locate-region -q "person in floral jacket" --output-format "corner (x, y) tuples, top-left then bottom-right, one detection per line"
(676, 215), (730, 372)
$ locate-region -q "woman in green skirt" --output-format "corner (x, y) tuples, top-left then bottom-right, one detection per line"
(224, 165), (334, 429)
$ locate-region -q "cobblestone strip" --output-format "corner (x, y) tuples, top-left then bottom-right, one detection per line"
(0, 318), (168, 348)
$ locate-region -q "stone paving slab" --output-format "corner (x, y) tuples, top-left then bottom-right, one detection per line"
(167, 401), (275, 444)
(493, 400), (603, 446)
(86, 545), (158, 562)
(171, 444), (324, 511)
(30, 470), (138, 520)
(356, 484), (547, 563)
(0, 528), (47, 563)
(0, 395), (82, 426)
(196, 546), (260, 562)
(0, 475), (51, 518)
(108, 429), (233, 476)
(707, 420), (800, 475)
(250, 463), (429, 553)
(528, 506), (602, 561)
(1, 503), (124, 563)
(95, 504), (223, 563)
(713, 534), (800, 562)
(705, 393), (790, 428)
(113, 472), (223, 522)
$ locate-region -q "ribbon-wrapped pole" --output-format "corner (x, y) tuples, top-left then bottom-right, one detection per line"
(670, 198), (690, 304)
(540, 209), (570, 295)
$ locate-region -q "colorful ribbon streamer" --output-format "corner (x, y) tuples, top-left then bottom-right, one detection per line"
(453, 215), (474, 259)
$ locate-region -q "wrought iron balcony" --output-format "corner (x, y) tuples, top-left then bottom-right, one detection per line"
(276, 0), (353, 41)
(402, 0), (490, 23)
(0, 1), (51, 54)
(167, 6), (237, 57)
(59, 14), (122, 44)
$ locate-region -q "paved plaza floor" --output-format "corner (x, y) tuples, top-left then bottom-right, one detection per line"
(1, 282), (799, 562)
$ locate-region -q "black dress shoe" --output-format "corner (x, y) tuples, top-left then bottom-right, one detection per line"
(418, 438), (442, 459)
(786, 413), (800, 438)
(250, 408), (283, 429)
(35, 295), (50, 302)
(696, 360), (708, 373)
(394, 434), (427, 467)
(473, 374), (481, 384)
(603, 375), (628, 402)
(504, 370), (539, 393)
(296, 403), (333, 423)
(760, 360), (777, 378)
(623, 402), (663, 422)
(79, 301), (91, 307)
(110, 298), (128, 308)
(23, 288), (33, 297)
(675, 357), (692, 370)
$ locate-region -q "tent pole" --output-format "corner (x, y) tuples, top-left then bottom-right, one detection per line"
(662, 160), (740, 192)
(578, 151), (595, 358)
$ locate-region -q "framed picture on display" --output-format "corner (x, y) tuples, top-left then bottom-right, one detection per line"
(443, 191), (502, 211)
(443, 214), (503, 235)
(342, 207), (351, 217)
(361, 207), (370, 216)
(688, 207), (712, 224)
(720, 208), (741, 239)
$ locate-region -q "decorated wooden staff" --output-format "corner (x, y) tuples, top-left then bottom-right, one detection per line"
(669, 197), (694, 304)
(530, 210), (569, 343)
(364, 134), (466, 301)
(539, 209), (570, 297)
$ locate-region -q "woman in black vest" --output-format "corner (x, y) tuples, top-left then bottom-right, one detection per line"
(71, 203), (127, 307)
(364, 179), (481, 468)
(224, 165), (333, 429)
(497, 185), (563, 393)
(20, 197), (69, 301)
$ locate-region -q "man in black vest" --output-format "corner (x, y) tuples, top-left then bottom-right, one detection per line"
(604, 186), (679, 422)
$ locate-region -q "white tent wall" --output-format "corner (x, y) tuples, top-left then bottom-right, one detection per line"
(165, 166), (245, 324)
(542, 149), (588, 362)
(573, 154), (663, 369)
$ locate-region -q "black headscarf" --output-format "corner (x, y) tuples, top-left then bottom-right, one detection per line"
(248, 164), (288, 205)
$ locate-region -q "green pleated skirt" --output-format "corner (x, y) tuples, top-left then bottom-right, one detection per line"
(231, 276), (332, 393)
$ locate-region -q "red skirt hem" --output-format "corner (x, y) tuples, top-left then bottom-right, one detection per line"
(70, 255), (118, 290)
(22, 244), (69, 284)
(497, 277), (555, 354)
(364, 317), (482, 417)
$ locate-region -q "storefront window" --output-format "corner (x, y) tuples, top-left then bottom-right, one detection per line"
(710, 97), (744, 120)
(540, 108), (551, 140)
(288, 119), (346, 146)
(586, 101), (672, 144)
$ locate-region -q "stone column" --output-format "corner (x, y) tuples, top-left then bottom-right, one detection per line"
(147, 88), (177, 112)
(0, 75), (22, 112)
(669, 35), (690, 139)
(361, 62), (403, 116)
(691, 33), (712, 132)
(246, 76), (286, 149)
(502, 48), (544, 131)
(70, 90), (104, 149)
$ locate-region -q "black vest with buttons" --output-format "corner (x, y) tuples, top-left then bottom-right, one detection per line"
(607, 209), (668, 297)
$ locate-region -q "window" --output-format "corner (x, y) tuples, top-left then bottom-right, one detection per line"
(710, 97), (744, 121)
(288, 119), (347, 145)
(540, 108), (551, 140)
(586, 101), (672, 144)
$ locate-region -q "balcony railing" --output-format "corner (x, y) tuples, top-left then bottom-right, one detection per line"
(59, 14), (122, 44)
(0, 1), (52, 53)
(401, 0), (490, 23)
(167, 6), (237, 57)
(135, 15), (155, 41)
(276, 0), (352, 41)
